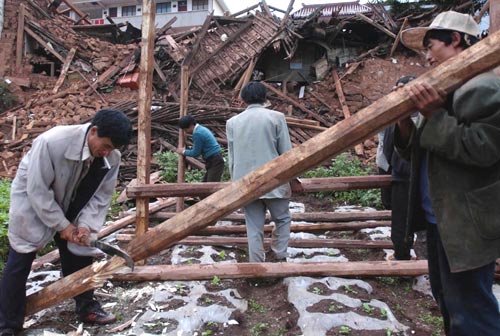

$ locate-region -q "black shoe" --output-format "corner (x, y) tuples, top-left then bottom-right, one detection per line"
(78, 305), (116, 324)
(265, 251), (287, 263)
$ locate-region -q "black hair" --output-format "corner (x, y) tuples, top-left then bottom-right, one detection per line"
(178, 115), (196, 129)
(396, 75), (416, 86)
(423, 29), (478, 50)
(90, 109), (133, 147)
(241, 82), (267, 105)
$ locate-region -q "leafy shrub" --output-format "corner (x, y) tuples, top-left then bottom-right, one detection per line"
(0, 81), (18, 113)
(303, 152), (382, 208)
(0, 179), (11, 270)
(155, 150), (230, 183)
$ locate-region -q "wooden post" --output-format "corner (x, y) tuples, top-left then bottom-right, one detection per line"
(355, 13), (396, 39)
(52, 48), (76, 94)
(332, 70), (364, 155)
(492, 0), (500, 76)
(475, 0), (490, 23)
(390, 17), (408, 57)
(25, 31), (500, 316)
(16, 4), (25, 71)
(135, 0), (156, 248)
(176, 65), (189, 212)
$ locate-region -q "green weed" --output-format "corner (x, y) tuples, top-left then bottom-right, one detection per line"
(248, 299), (266, 313)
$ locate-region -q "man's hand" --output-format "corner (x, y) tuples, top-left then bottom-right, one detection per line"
(176, 147), (185, 155)
(59, 224), (90, 246)
(406, 83), (446, 118)
(291, 179), (304, 194)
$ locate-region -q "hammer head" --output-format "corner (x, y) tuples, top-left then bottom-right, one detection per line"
(91, 240), (134, 271)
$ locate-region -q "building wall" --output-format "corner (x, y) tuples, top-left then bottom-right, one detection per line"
(70, 0), (219, 28)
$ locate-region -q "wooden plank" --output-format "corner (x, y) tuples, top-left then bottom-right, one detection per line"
(390, 17), (408, 57)
(113, 260), (429, 281)
(60, 0), (91, 24)
(24, 26), (64, 63)
(355, 13), (396, 39)
(151, 210), (392, 223)
(261, 82), (332, 126)
(136, 0), (156, 243)
(153, 58), (167, 82)
(25, 31), (500, 316)
(126, 175), (392, 198)
(155, 16), (177, 39)
(84, 65), (120, 95)
(117, 236), (394, 249)
(52, 47), (76, 94)
(16, 4), (26, 71)
(333, 70), (364, 155)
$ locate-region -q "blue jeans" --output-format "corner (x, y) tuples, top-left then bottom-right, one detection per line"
(427, 224), (500, 336)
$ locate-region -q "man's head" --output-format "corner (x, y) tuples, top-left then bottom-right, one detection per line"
(401, 11), (479, 65)
(178, 115), (197, 134)
(241, 82), (267, 105)
(88, 109), (132, 157)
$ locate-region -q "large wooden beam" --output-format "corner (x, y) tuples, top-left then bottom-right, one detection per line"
(52, 48), (76, 94)
(135, 0), (156, 244)
(113, 260), (429, 281)
(16, 4), (26, 71)
(25, 32), (500, 316)
(150, 211), (392, 223)
(126, 175), (392, 198)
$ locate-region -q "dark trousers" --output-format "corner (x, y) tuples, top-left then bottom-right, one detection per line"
(0, 235), (95, 331)
(203, 153), (224, 182)
(427, 224), (500, 336)
(391, 180), (414, 260)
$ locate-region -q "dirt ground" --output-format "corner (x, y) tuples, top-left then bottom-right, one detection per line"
(22, 195), (467, 336)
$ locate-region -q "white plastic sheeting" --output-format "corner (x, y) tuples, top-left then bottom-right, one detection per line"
(0, 0), (4, 38)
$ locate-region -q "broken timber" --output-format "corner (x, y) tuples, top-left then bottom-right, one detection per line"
(25, 31), (500, 316)
(126, 175), (392, 198)
(113, 260), (429, 282)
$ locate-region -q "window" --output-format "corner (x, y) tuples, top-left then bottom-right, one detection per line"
(121, 5), (136, 17)
(85, 8), (103, 19)
(156, 2), (171, 13)
(178, 1), (187, 11)
(192, 0), (208, 10)
(108, 7), (117, 17)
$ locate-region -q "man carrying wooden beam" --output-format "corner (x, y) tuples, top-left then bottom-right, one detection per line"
(0, 110), (133, 336)
(399, 11), (500, 335)
(226, 82), (303, 263)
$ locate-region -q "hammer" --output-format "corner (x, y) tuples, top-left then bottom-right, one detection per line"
(82, 236), (135, 271)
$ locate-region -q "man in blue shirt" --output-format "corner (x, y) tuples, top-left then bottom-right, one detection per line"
(177, 115), (224, 182)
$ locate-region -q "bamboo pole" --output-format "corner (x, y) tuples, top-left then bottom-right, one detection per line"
(25, 31), (500, 316)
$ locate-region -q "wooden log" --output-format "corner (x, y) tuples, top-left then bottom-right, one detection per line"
(151, 210), (392, 223)
(355, 13), (396, 39)
(117, 235), (393, 249)
(25, 31), (500, 316)
(261, 81), (333, 126)
(52, 48), (76, 94)
(176, 64), (189, 212)
(127, 175), (392, 198)
(333, 70), (364, 155)
(136, 0), (156, 242)
(113, 260), (429, 281)
(390, 17), (408, 57)
(16, 4), (25, 71)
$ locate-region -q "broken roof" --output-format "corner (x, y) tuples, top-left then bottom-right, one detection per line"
(292, 1), (373, 19)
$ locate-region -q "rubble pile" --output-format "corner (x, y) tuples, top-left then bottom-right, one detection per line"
(0, 0), (479, 180)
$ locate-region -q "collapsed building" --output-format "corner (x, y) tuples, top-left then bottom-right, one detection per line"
(0, 0), (484, 180)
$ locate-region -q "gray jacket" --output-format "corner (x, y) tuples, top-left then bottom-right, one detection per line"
(396, 72), (500, 272)
(226, 104), (292, 199)
(8, 123), (120, 255)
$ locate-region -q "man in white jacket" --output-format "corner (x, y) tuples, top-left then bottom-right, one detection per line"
(226, 82), (302, 263)
(0, 109), (132, 336)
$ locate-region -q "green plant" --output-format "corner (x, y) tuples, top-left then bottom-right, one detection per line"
(0, 179), (11, 270)
(343, 285), (358, 295)
(155, 149), (231, 183)
(251, 322), (268, 336)
(303, 153), (382, 208)
(204, 297), (214, 304)
(211, 275), (220, 286)
(248, 299), (266, 313)
(107, 191), (121, 220)
(380, 308), (388, 318)
(419, 313), (444, 334)
(362, 303), (375, 315)
(218, 250), (226, 259)
(385, 329), (392, 336)
(312, 286), (322, 295)
(339, 326), (351, 334)
(0, 81), (19, 113)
